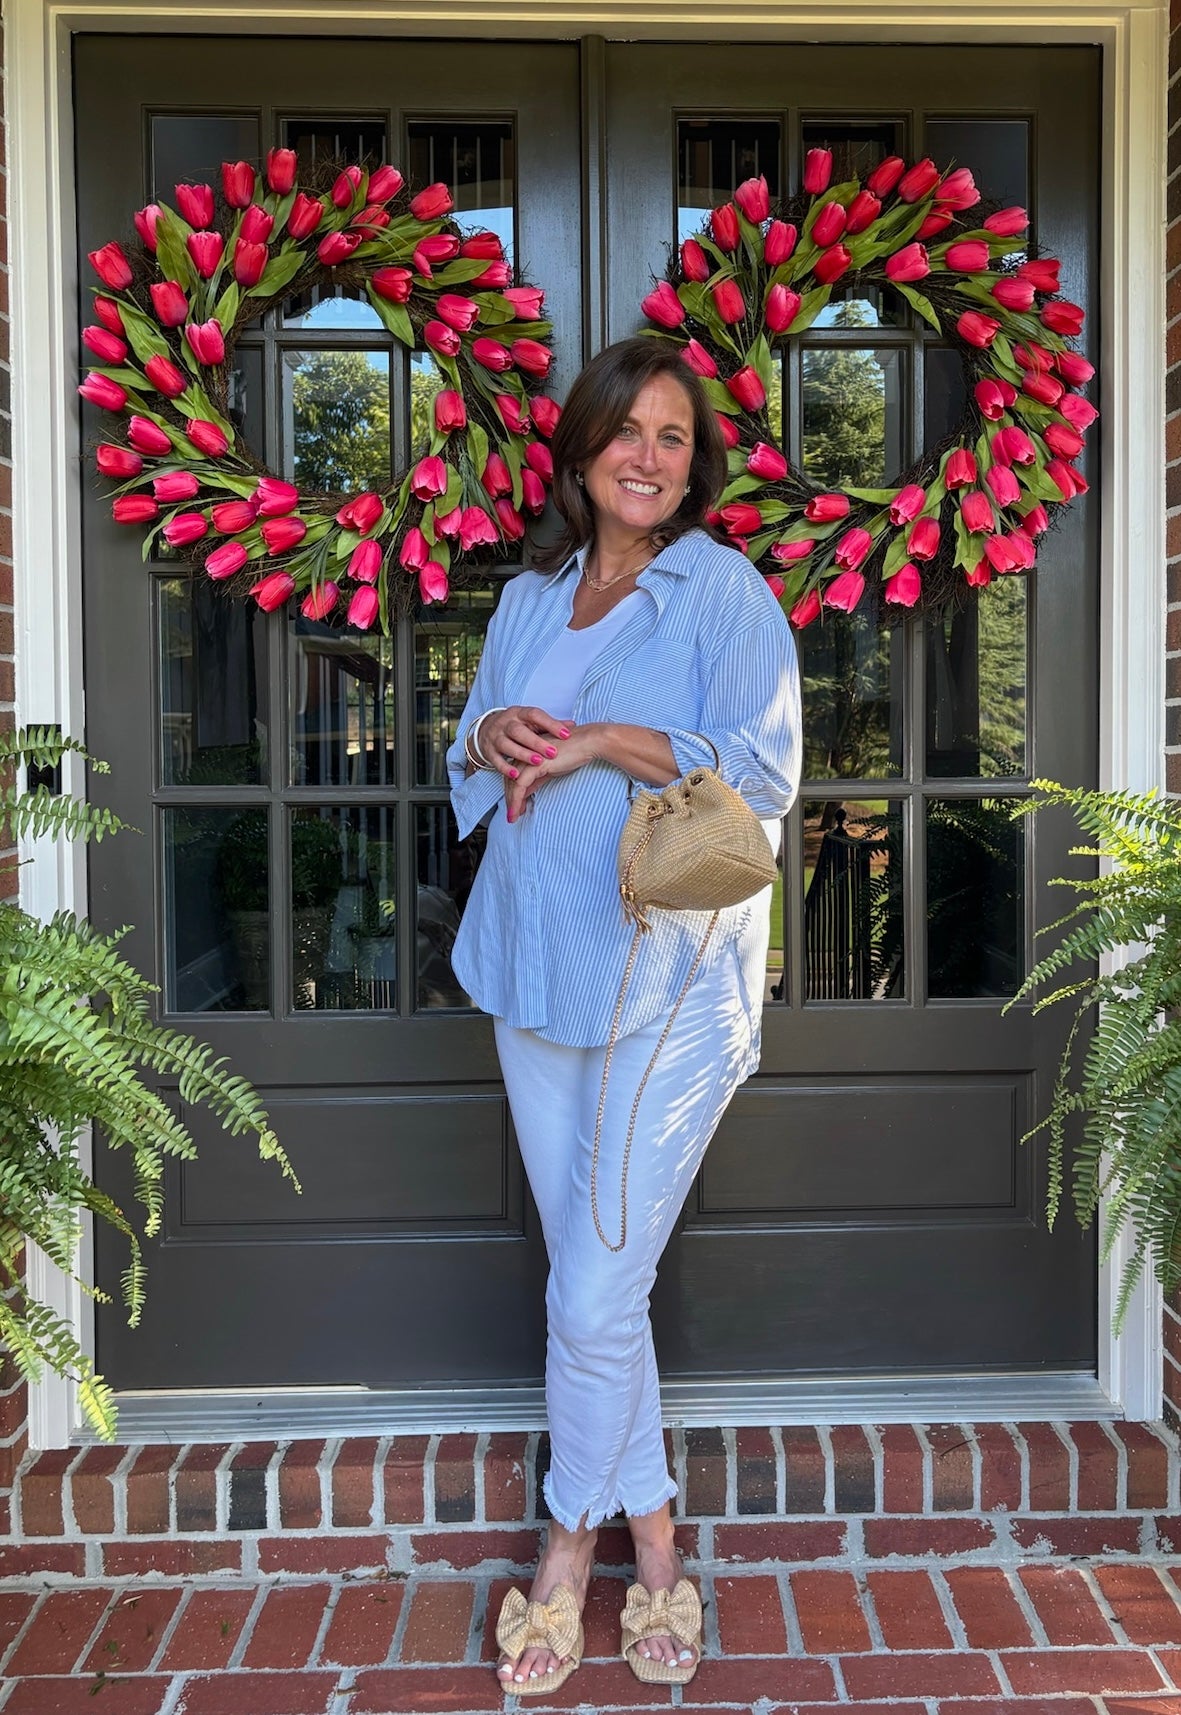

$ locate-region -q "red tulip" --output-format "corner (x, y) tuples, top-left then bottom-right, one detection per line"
(504, 287), (544, 321)
(82, 325), (128, 365)
(1041, 299), (1085, 336)
(399, 526), (430, 569)
(917, 209), (954, 241)
(235, 194), (273, 242)
(287, 194), (324, 240)
(252, 570), (295, 611)
(985, 532), (1034, 572)
(372, 266), (413, 304)
(867, 156), (906, 196)
(436, 506), (462, 539)
(789, 588), (822, 628)
(419, 562), (450, 605)
(720, 501), (763, 537)
(945, 240), (990, 272)
(459, 506), (499, 551)
(410, 182), (453, 221)
(715, 413), (740, 449)
(711, 279), (746, 324)
(348, 585), (380, 630)
(992, 276), (1036, 312)
(764, 220), (797, 265)
(973, 379), (1007, 420)
(186, 418), (229, 458)
(261, 516), (307, 555)
(435, 391), (468, 432)
(1019, 257), (1061, 293)
(773, 538), (814, 563)
(472, 336), (513, 372)
(153, 470), (199, 503)
(512, 339), (552, 378)
(212, 500), (256, 533)
(824, 569), (865, 611)
(424, 320), (461, 358)
(642, 282), (686, 329)
(176, 183), (215, 229)
(318, 230), (362, 266)
(945, 448), (978, 488)
(336, 492), (384, 533)
(93, 298), (126, 335)
(349, 539), (383, 583)
(531, 397), (562, 438)
(835, 526), (872, 571)
(473, 261), (512, 289)
(1018, 503), (1050, 538)
(804, 492), (850, 523)
(907, 516), (940, 560)
(96, 443), (143, 479)
(79, 373), (128, 412)
(460, 232), (504, 260)
(726, 366), (766, 412)
(957, 310), (1001, 348)
(187, 231), (224, 278)
(965, 559), (992, 588)
(747, 442), (788, 482)
(983, 207), (1029, 236)
(332, 165), (364, 208)
(254, 477), (300, 517)
(524, 441), (553, 482)
(802, 148), (833, 195)
(1016, 340), (1053, 371)
(735, 175), (770, 224)
(681, 239), (710, 282)
(993, 427), (1036, 466)
(150, 280), (188, 326)
(414, 236), (460, 271)
(884, 562), (923, 606)
(889, 484), (926, 525)
(764, 574), (786, 600)
(520, 469), (547, 514)
(1057, 351), (1095, 386)
(814, 245), (851, 285)
(206, 541), (248, 580)
(494, 497), (526, 540)
(112, 494), (158, 524)
(960, 490), (995, 534)
(845, 190), (881, 234)
(185, 319), (226, 365)
(353, 204), (390, 235)
(884, 242), (929, 282)
(1022, 370), (1065, 407)
(432, 293), (478, 333)
(88, 242), (133, 290)
(301, 581), (340, 621)
(681, 339), (718, 379)
(266, 148), (297, 194)
(367, 165), (404, 203)
(935, 168), (979, 210)
(1059, 393), (1099, 432)
(711, 203), (740, 252)
(410, 455), (447, 500)
(163, 512), (208, 548)
(811, 201), (847, 248)
(126, 419), (170, 459)
(1046, 459), (1081, 501)
(985, 464), (1021, 507)
(221, 161), (255, 208)
(764, 284), (800, 333)
(898, 158), (940, 202)
(134, 204), (162, 251)
(233, 241), (268, 288)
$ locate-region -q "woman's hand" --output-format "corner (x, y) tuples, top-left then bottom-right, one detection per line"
(501, 722), (679, 822)
(503, 723), (603, 821)
(475, 706), (571, 778)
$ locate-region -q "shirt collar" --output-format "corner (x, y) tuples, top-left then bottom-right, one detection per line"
(545, 529), (700, 586)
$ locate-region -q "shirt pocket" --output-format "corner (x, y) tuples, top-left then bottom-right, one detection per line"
(582, 639), (702, 729)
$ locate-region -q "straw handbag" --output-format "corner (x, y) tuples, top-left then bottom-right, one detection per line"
(591, 739), (778, 1252)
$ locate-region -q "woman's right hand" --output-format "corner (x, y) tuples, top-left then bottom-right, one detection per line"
(475, 706), (571, 779)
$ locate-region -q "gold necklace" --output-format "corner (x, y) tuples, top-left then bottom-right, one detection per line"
(583, 553), (651, 592)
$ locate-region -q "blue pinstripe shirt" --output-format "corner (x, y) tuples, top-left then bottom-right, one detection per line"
(446, 529), (802, 1057)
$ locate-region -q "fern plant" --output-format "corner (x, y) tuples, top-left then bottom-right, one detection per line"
(0, 727), (295, 1439)
(1010, 781), (1181, 1332)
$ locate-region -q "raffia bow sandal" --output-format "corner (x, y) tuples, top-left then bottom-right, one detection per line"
(494, 1582), (584, 1698)
(620, 1576), (703, 1685)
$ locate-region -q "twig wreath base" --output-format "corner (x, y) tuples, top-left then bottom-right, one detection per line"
(640, 151), (1095, 625)
(80, 152), (561, 629)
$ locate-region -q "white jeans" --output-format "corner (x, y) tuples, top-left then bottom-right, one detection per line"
(494, 940), (755, 1532)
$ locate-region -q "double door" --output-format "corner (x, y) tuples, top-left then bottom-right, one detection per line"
(75, 35), (1100, 1398)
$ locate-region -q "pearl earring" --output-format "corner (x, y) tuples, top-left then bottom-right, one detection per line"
(575, 471), (585, 485)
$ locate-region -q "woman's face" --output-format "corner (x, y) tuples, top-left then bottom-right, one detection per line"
(580, 374), (696, 544)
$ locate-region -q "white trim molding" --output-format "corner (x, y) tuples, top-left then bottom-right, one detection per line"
(7, 0), (1169, 1447)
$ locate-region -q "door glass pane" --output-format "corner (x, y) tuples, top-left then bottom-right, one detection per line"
(282, 349), (392, 490)
(416, 806), (477, 1010)
(802, 799), (904, 1001)
(926, 581), (1027, 779)
(924, 346), (968, 447)
(150, 114), (260, 203)
(283, 289), (384, 333)
(801, 120), (906, 327)
(926, 796), (1024, 997)
(284, 117), (388, 171)
(415, 584), (501, 786)
(800, 612), (903, 780)
(677, 118), (782, 242)
(802, 345), (905, 487)
(924, 118), (1030, 223)
(290, 617), (395, 787)
(766, 833), (787, 1005)
(163, 806), (269, 1013)
(227, 346), (265, 452)
(410, 350), (449, 462)
(159, 578), (267, 787)
(291, 807), (396, 1012)
(407, 120), (516, 265)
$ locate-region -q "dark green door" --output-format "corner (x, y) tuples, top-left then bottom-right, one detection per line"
(75, 35), (1098, 1399)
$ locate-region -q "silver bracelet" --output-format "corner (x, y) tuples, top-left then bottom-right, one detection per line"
(465, 706), (506, 770)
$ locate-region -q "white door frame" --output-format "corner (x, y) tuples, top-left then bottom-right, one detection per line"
(8, 0), (1167, 1448)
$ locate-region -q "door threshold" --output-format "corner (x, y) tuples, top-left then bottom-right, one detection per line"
(89, 1370), (1117, 1444)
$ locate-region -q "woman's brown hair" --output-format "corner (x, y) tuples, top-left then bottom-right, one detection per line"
(530, 336), (729, 574)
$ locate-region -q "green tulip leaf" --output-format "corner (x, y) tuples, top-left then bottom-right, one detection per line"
(882, 531), (913, 577)
(153, 208), (198, 295)
(467, 421), (490, 475)
(784, 285), (832, 336)
(91, 366), (148, 389)
(248, 247), (306, 299)
(213, 281), (240, 332)
(703, 378), (740, 415)
(845, 487), (899, 504)
(745, 529), (782, 562)
(893, 282), (941, 332)
(116, 303), (173, 367)
(473, 294), (518, 327)
(368, 288), (415, 349)
(717, 473), (765, 506)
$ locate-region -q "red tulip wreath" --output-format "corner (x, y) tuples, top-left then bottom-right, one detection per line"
(640, 150), (1096, 624)
(79, 151), (559, 629)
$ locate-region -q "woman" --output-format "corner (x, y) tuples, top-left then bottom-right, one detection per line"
(446, 337), (801, 1694)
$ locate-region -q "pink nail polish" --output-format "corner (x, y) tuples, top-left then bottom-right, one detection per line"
(559, 728), (570, 739)
(530, 753), (542, 765)
(508, 767), (519, 779)
(545, 746), (557, 758)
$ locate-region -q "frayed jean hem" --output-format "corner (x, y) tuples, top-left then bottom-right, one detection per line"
(543, 1468), (678, 1533)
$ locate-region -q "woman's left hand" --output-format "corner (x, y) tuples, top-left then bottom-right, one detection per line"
(504, 722), (603, 821)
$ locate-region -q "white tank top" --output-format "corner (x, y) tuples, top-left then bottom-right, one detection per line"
(520, 591), (643, 721)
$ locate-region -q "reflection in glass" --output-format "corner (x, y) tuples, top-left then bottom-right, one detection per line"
(924, 119), (1030, 223)
(292, 807), (394, 1011)
(924, 346), (968, 447)
(765, 831), (787, 1005)
(803, 335), (904, 487)
(926, 579), (1026, 779)
(416, 806), (478, 1010)
(283, 288), (383, 332)
(410, 351), (448, 461)
(415, 585), (500, 784)
(285, 117), (388, 174)
(677, 118), (782, 243)
(799, 611), (902, 779)
(282, 348), (391, 491)
(814, 287), (906, 331)
(927, 797), (1024, 997)
(290, 617), (394, 787)
(164, 806), (269, 1012)
(151, 115), (260, 205)
(800, 120), (901, 191)
(227, 346), (265, 451)
(159, 578), (266, 787)
(766, 359), (784, 452)
(803, 800), (904, 1000)
(408, 121), (516, 265)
